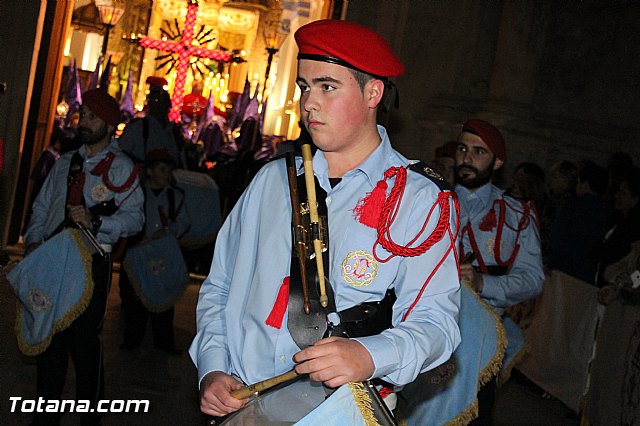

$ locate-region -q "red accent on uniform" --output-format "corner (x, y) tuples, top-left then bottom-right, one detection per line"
(478, 207), (497, 231)
(353, 180), (388, 228)
(90, 152), (139, 193)
(378, 386), (394, 399)
(67, 172), (86, 206)
(357, 165), (460, 321)
(265, 277), (290, 329)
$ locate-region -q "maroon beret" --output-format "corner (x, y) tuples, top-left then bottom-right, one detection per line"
(462, 119), (507, 162)
(295, 19), (404, 78)
(82, 89), (120, 127)
(146, 76), (168, 88)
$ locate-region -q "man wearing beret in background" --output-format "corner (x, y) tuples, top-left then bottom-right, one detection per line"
(191, 19), (461, 420)
(23, 89), (144, 425)
(455, 119), (544, 422)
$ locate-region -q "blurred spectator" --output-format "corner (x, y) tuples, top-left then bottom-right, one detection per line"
(593, 166), (640, 287)
(548, 161), (613, 285)
(506, 161), (546, 216)
(540, 160), (578, 262)
(605, 151), (635, 209)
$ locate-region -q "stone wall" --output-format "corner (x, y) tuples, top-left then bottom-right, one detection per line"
(347, 0), (639, 182)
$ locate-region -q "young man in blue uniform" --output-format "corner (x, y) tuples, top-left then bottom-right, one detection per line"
(455, 118), (544, 422)
(190, 19), (461, 418)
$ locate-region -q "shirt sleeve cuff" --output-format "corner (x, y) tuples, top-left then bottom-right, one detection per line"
(189, 347), (231, 390)
(479, 274), (499, 299)
(352, 334), (399, 379)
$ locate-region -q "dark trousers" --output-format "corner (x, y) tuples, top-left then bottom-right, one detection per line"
(119, 269), (175, 350)
(33, 255), (111, 426)
(470, 376), (497, 426)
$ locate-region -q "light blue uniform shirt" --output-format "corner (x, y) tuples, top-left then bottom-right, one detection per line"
(455, 183), (544, 315)
(190, 126), (461, 387)
(24, 140), (144, 247)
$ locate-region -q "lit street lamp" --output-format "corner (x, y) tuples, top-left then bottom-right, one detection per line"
(261, 6), (289, 103)
(96, 0), (125, 57)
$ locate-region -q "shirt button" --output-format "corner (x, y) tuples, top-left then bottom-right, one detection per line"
(326, 196), (332, 204)
(279, 354), (286, 361)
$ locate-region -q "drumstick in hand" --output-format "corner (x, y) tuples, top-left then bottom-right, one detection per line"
(230, 369), (299, 399)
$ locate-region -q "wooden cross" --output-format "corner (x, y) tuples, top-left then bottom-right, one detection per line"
(140, 0), (231, 122)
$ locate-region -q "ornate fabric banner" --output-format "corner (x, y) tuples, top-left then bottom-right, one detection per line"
(397, 283), (506, 425)
(123, 233), (189, 312)
(7, 229), (94, 355)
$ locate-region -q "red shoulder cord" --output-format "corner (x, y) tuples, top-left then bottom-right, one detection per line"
(90, 152), (139, 193)
(461, 197), (531, 271)
(369, 166), (460, 321)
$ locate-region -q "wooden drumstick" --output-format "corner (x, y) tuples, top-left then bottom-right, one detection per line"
(301, 144), (328, 308)
(230, 369), (299, 399)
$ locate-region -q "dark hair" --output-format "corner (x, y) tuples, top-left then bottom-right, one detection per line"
(578, 160), (609, 196)
(349, 68), (374, 91)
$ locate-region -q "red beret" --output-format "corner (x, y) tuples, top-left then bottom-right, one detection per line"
(462, 119), (507, 162)
(295, 19), (404, 78)
(82, 89), (120, 127)
(146, 76), (168, 88)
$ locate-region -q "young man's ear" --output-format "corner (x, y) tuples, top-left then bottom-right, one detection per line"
(366, 79), (385, 109)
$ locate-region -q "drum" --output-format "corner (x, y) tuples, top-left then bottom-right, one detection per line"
(216, 377), (396, 426)
(172, 168), (222, 249)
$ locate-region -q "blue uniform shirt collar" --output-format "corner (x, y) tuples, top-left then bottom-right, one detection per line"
(456, 182), (494, 210)
(311, 125), (392, 189)
(78, 139), (117, 162)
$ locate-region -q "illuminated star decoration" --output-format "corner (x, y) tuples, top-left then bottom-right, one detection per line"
(139, 0), (232, 122)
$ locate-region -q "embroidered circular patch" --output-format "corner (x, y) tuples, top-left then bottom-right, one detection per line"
(91, 183), (111, 202)
(342, 250), (378, 287)
(485, 237), (503, 256)
(147, 259), (167, 276)
(28, 288), (52, 312)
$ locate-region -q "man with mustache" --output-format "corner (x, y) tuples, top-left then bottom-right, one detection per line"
(23, 89), (144, 425)
(455, 118), (544, 422)
(191, 19), (461, 420)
